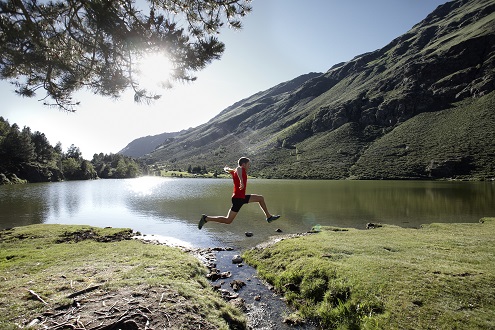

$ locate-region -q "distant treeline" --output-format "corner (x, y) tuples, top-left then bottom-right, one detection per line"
(0, 117), (146, 184)
(187, 165), (208, 174)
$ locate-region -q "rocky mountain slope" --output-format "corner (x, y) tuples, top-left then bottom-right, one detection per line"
(128, 0), (495, 180)
(119, 131), (183, 158)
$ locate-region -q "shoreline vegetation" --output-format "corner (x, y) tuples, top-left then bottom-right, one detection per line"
(0, 117), (147, 185)
(1, 219), (494, 329)
(243, 219), (495, 329)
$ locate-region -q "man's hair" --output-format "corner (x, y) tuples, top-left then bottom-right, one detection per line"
(238, 157), (250, 166)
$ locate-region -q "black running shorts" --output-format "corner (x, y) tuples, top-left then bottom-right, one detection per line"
(231, 195), (251, 212)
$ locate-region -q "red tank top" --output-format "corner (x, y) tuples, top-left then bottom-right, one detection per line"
(232, 167), (247, 198)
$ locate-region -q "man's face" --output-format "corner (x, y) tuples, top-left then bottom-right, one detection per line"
(243, 161), (251, 170)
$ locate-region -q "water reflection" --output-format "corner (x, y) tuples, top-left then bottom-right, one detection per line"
(0, 184), (48, 228)
(249, 180), (495, 229)
(1, 179), (494, 249)
(125, 176), (165, 196)
(47, 181), (83, 219)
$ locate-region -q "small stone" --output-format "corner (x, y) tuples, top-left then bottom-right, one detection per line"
(230, 280), (246, 292)
(218, 289), (239, 300)
(245, 232), (253, 237)
(275, 228), (282, 232)
(366, 222), (382, 229)
(232, 255), (243, 264)
(229, 297), (247, 312)
(27, 318), (41, 327)
(206, 272), (220, 281)
(219, 271), (232, 279)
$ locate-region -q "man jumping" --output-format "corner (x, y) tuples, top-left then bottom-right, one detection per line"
(198, 157), (280, 229)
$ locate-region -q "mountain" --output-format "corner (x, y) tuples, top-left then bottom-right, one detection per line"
(128, 0), (495, 180)
(119, 131), (184, 158)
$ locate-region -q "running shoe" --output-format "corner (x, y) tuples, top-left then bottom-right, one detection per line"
(266, 215), (281, 223)
(198, 214), (207, 229)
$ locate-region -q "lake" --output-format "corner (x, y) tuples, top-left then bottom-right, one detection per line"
(1, 178), (494, 250)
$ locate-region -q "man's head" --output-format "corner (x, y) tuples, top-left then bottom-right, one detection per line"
(238, 157), (250, 167)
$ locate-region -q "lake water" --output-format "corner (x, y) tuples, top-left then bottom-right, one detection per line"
(1, 178), (494, 250)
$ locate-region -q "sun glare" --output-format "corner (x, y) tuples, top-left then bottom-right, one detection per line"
(126, 176), (165, 196)
(136, 52), (174, 91)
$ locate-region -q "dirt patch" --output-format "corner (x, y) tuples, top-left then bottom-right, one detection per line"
(29, 285), (222, 330)
(23, 235), (244, 330)
(0, 228), (42, 242)
(55, 229), (134, 243)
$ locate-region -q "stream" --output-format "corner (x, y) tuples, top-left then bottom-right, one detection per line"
(138, 234), (318, 329)
(212, 248), (317, 330)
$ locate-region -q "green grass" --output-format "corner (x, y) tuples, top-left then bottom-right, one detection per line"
(351, 91), (495, 179)
(243, 218), (495, 329)
(0, 224), (245, 329)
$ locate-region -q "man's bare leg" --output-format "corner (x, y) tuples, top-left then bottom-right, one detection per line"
(205, 209), (238, 224)
(248, 194), (272, 218)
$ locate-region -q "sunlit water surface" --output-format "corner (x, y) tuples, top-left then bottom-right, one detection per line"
(1, 178), (494, 250)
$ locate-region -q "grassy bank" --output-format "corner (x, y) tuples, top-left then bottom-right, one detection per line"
(3, 220), (494, 329)
(243, 218), (495, 329)
(0, 224), (245, 329)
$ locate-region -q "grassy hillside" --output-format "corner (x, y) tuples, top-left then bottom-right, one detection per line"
(351, 91), (495, 179)
(138, 0), (495, 180)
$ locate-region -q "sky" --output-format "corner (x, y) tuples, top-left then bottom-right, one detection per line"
(1, 0), (450, 159)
